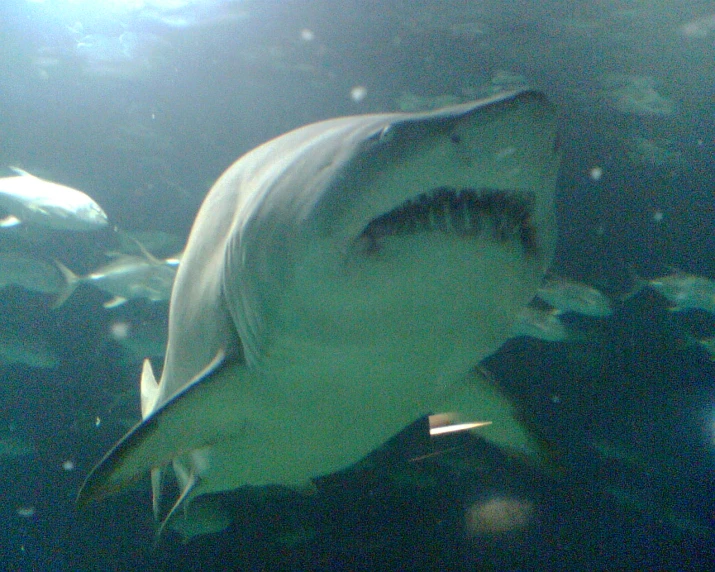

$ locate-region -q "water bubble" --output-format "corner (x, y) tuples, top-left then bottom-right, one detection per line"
(350, 85), (367, 102)
(589, 167), (603, 181)
(16, 506), (35, 518)
(465, 496), (533, 535)
(110, 321), (131, 341)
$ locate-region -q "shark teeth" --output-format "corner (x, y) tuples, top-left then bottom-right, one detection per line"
(358, 186), (538, 254)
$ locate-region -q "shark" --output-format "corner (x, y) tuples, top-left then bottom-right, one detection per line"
(78, 90), (561, 534)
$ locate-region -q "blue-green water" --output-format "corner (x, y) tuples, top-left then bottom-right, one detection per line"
(0, 1), (713, 570)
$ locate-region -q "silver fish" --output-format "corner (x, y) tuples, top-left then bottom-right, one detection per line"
(0, 167), (108, 231)
(0, 433), (36, 459)
(85, 255), (178, 309)
(0, 252), (67, 296)
(58, 247), (179, 309)
(537, 275), (613, 317)
(78, 91), (561, 534)
(0, 328), (59, 369)
(511, 305), (573, 342)
(632, 268), (715, 315)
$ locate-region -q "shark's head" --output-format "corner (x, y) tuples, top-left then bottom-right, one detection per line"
(230, 91), (560, 367)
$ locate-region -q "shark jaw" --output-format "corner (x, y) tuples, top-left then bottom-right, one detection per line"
(78, 91), (560, 534)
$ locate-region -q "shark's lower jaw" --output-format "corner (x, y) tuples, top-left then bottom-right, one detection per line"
(354, 187), (538, 256)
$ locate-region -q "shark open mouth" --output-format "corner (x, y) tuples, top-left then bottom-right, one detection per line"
(357, 187), (538, 255)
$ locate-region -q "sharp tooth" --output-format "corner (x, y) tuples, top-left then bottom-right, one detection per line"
(428, 205), (437, 230)
(461, 197), (470, 233)
(442, 197), (451, 232)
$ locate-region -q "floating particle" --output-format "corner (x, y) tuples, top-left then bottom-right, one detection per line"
(653, 210), (664, 222)
(300, 29), (315, 42)
(465, 496), (533, 535)
(110, 321), (131, 341)
(16, 506), (35, 518)
(350, 86), (367, 102)
(62, 459), (75, 471)
(589, 167), (603, 181)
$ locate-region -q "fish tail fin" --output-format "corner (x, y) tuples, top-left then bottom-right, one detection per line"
(50, 259), (81, 308)
(620, 265), (648, 302)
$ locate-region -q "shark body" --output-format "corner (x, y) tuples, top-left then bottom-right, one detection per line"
(79, 90), (561, 531)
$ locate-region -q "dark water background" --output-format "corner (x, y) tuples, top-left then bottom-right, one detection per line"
(0, 1), (713, 569)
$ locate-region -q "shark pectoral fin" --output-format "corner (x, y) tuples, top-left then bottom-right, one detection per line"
(439, 366), (557, 469)
(77, 350), (250, 506)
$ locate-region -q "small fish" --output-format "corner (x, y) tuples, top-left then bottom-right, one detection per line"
(696, 337), (715, 360)
(629, 268), (715, 315)
(0, 328), (59, 369)
(0, 252), (68, 296)
(0, 433), (36, 459)
(511, 305), (575, 342)
(0, 167), (108, 231)
(681, 335), (715, 361)
(601, 75), (675, 116)
(536, 275), (613, 317)
(86, 255), (178, 309)
(58, 249), (179, 309)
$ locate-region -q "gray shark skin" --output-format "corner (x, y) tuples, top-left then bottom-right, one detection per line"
(78, 90), (561, 526)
